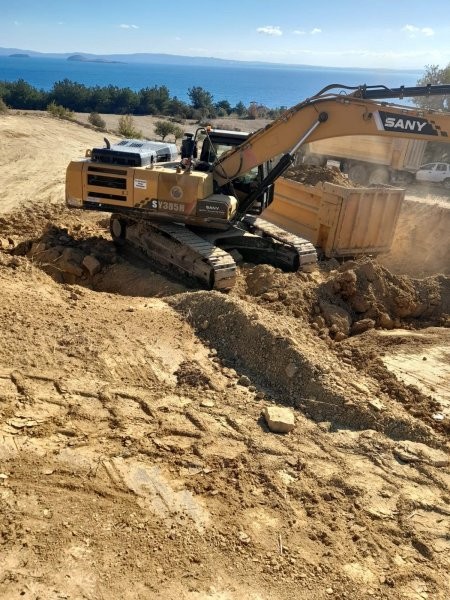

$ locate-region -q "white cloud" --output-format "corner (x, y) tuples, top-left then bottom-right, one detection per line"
(310, 28), (322, 35)
(257, 26), (283, 36)
(421, 27), (435, 37)
(293, 29), (305, 35)
(403, 24), (420, 34)
(402, 24), (434, 37)
(119, 24), (139, 29)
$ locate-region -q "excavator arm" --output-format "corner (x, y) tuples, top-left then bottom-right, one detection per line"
(214, 84), (450, 191)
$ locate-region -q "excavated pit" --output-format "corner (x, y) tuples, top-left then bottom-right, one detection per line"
(1, 204), (188, 297)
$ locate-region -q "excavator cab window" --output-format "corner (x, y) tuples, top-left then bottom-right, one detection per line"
(199, 131), (273, 215)
(200, 136), (239, 163)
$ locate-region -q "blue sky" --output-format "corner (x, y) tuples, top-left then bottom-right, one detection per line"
(1, 0), (449, 69)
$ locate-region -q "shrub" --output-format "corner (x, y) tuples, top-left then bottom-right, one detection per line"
(88, 111), (106, 129)
(46, 101), (74, 120)
(168, 116), (185, 125)
(0, 97), (8, 114)
(118, 114), (142, 138)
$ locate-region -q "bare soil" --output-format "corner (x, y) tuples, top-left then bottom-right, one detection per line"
(0, 112), (449, 600)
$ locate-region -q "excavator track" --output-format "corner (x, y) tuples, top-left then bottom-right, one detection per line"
(243, 216), (318, 271)
(113, 215), (237, 291)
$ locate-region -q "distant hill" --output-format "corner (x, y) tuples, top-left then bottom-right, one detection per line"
(0, 47), (332, 70)
(0, 46), (261, 67)
(67, 54), (124, 64)
(8, 53), (30, 58)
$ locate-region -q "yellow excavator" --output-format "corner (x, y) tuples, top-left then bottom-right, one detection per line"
(66, 83), (450, 290)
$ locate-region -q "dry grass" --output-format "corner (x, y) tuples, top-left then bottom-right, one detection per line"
(73, 112), (272, 142)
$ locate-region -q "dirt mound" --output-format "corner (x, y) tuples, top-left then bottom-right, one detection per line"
(319, 259), (449, 332)
(239, 259), (449, 338)
(236, 260), (449, 434)
(283, 164), (355, 187)
(170, 291), (441, 444)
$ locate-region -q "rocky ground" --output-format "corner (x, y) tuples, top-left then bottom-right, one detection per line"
(0, 112), (449, 600)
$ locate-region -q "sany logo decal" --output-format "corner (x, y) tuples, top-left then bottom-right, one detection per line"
(384, 117), (427, 131)
(374, 111), (439, 136)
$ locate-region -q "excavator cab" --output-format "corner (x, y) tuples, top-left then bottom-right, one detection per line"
(197, 129), (275, 214)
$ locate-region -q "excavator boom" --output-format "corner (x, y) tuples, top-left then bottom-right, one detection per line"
(215, 86), (450, 186)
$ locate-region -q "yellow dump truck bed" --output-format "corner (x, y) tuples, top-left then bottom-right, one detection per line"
(264, 177), (405, 258)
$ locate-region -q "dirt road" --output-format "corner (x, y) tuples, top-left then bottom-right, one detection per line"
(0, 113), (449, 600)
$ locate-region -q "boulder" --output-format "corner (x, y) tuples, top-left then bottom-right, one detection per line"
(263, 406), (295, 433)
(351, 318), (375, 335)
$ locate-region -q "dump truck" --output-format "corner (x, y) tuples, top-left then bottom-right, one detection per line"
(301, 135), (427, 185)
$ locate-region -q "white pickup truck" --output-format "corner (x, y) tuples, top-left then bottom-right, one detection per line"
(415, 162), (450, 189)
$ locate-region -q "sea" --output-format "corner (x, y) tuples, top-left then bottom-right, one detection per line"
(0, 55), (423, 109)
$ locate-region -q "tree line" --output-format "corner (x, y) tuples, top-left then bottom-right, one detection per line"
(0, 78), (286, 120)
(1, 64), (448, 122)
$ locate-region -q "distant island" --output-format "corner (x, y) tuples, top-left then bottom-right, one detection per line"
(9, 53), (30, 58)
(67, 54), (124, 64)
(0, 46), (425, 73)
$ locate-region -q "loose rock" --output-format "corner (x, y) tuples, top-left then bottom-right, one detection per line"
(238, 375), (251, 387)
(263, 406), (295, 433)
(82, 254), (101, 276)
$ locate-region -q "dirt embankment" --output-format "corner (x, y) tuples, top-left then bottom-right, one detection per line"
(380, 195), (450, 277)
(0, 112), (450, 600)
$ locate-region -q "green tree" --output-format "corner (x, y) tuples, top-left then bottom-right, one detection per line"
(172, 125), (184, 143)
(154, 120), (176, 141)
(215, 99), (232, 115)
(90, 86), (114, 113)
(167, 97), (192, 119)
(233, 101), (247, 117)
(4, 79), (47, 110)
(138, 85), (170, 114)
(113, 87), (139, 114)
(188, 86), (214, 111)
(49, 79), (90, 111)
(414, 64), (450, 110)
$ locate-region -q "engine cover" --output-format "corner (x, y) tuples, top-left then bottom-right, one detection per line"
(91, 139), (178, 166)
